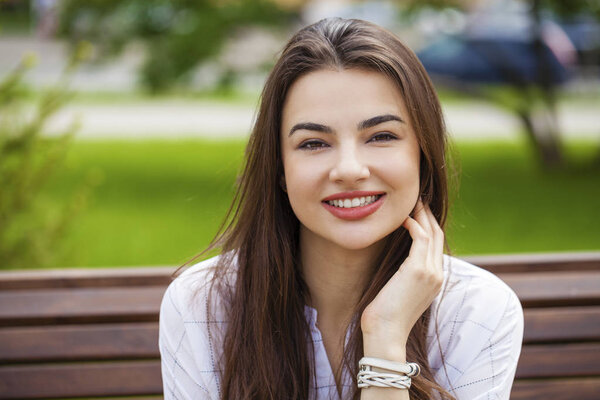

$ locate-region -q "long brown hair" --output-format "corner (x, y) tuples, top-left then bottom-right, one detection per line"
(195, 18), (455, 399)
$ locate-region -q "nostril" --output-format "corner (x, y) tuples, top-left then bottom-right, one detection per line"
(330, 155), (370, 182)
(329, 166), (370, 183)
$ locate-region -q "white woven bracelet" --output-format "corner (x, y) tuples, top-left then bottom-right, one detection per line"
(357, 369), (411, 389)
(359, 357), (421, 377)
(357, 357), (420, 390)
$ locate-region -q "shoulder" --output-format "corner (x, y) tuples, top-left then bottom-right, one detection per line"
(161, 256), (220, 316)
(160, 254), (235, 322)
(428, 255), (524, 393)
(435, 254), (522, 320)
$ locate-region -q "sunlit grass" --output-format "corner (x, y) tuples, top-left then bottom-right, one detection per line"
(446, 140), (600, 254)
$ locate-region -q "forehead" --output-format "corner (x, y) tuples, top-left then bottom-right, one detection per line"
(281, 68), (408, 129)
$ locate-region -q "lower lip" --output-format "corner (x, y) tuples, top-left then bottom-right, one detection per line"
(321, 195), (385, 221)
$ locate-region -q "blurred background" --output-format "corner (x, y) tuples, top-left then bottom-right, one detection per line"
(0, 0), (598, 270)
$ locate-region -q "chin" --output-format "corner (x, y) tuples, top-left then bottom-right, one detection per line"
(330, 235), (386, 252)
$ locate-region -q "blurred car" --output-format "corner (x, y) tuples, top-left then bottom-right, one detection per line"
(417, 0), (575, 86)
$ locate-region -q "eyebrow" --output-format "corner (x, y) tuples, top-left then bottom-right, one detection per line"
(288, 114), (404, 136)
(288, 122), (333, 136)
(358, 114), (404, 130)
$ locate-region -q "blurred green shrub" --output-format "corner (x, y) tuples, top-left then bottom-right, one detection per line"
(58, 0), (297, 92)
(0, 48), (96, 269)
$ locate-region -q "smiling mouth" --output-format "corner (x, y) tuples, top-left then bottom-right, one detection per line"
(324, 195), (383, 208)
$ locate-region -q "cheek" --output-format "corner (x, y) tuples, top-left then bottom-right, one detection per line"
(402, 158), (421, 195)
(376, 153), (421, 207)
(398, 168), (421, 203)
(283, 156), (321, 207)
(378, 151), (420, 184)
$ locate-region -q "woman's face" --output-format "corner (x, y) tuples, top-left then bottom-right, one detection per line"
(280, 68), (421, 251)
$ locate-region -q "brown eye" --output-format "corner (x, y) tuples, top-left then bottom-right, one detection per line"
(368, 132), (398, 143)
(299, 140), (328, 150)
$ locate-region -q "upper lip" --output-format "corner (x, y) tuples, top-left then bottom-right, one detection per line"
(322, 191), (385, 202)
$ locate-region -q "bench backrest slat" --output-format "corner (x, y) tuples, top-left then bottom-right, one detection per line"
(0, 287), (165, 326)
(498, 271), (600, 307)
(465, 252), (600, 273)
(516, 343), (600, 378)
(0, 267), (175, 290)
(0, 361), (162, 399)
(0, 322), (158, 363)
(511, 378), (600, 400)
(523, 307), (600, 343)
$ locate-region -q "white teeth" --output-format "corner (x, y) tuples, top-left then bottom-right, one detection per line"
(327, 195), (381, 208)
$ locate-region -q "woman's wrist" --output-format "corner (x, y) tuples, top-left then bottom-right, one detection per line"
(361, 317), (410, 361)
(362, 332), (408, 362)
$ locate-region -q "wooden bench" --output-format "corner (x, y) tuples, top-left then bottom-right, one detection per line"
(0, 252), (598, 399)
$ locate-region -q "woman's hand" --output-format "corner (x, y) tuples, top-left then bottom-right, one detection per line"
(360, 198), (444, 360)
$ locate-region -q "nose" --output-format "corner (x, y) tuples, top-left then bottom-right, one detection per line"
(329, 144), (370, 184)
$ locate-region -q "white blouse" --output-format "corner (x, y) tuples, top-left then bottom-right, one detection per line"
(159, 254), (523, 399)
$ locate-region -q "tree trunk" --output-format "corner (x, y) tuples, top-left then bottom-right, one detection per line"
(525, 0), (564, 168)
(517, 108), (563, 168)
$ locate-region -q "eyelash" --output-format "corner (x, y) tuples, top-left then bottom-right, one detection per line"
(298, 132), (398, 150)
(298, 140), (328, 150)
(368, 132), (398, 143)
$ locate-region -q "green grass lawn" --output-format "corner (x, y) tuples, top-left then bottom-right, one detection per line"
(446, 141), (600, 255)
(33, 138), (600, 269)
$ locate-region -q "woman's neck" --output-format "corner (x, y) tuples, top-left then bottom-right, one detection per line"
(300, 226), (384, 326)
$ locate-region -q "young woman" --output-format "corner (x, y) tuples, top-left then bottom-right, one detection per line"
(159, 18), (523, 400)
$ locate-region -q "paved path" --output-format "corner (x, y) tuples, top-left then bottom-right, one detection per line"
(43, 100), (599, 142)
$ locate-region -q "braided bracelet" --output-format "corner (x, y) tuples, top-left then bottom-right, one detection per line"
(357, 357), (420, 390)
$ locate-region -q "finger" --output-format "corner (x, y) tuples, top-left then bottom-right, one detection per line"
(402, 216), (430, 262)
(413, 198), (435, 270)
(424, 204), (444, 273)
(413, 198), (432, 236)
